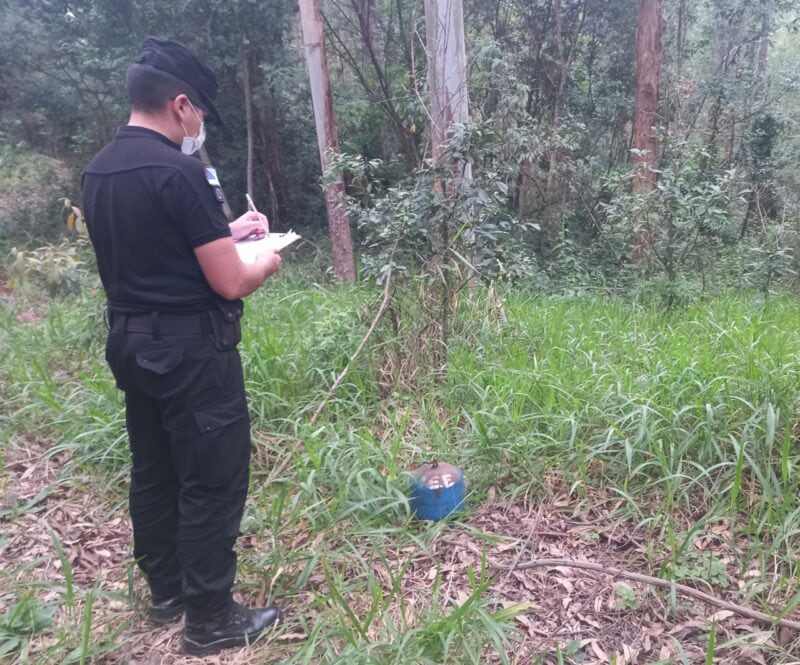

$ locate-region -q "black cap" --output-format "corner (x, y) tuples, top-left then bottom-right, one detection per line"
(134, 36), (224, 126)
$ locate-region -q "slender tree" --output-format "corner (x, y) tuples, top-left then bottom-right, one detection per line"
(300, 0), (356, 282)
(546, 0), (588, 197)
(631, 0), (663, 261)
(631, 0), (663, 193)
(423, 0), (471, 366)
(424, 0), (470, 170)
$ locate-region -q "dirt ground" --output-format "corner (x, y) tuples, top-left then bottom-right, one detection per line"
(2, 438), (799, 664)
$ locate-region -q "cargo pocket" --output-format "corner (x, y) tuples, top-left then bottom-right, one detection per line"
(193, 395), (250, 487)
(135, 348), (184, 375)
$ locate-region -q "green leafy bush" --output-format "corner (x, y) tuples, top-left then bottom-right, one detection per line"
(7, 238), (95, 297)
(332, 122), (542, 285)
(602, 150), (743, 304)
(0, 148), (74, 243)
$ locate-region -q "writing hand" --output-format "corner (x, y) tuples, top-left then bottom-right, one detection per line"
(230, 210), (269, 241)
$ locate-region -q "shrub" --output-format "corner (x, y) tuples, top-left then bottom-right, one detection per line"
(0, 147), (73, 244)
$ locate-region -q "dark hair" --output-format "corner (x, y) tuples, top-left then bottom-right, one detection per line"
(126, 63), (201, 113)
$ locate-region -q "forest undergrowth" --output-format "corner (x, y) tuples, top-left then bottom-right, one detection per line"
(2, 276), (800, 664)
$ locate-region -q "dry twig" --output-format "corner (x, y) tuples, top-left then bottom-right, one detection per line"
(310, 267), (394, 424)
(462, 541), (800, 632)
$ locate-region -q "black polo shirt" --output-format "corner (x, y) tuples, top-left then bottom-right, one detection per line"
(82, 125), (237, 313)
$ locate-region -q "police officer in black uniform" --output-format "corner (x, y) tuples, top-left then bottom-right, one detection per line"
(82, 37), (282, 656)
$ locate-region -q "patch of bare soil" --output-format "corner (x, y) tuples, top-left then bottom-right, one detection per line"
(0, 440), (298, 664)
(2, 437), (129, 587)
(434, 498), (800, 664)
(2, 446), (799, 664)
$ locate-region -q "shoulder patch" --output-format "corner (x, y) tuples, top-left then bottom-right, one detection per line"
(213, 187), (226, 203)
(204, 167), (220, 187)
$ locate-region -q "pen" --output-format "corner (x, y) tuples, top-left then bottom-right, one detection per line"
(245, 193), (269, 236)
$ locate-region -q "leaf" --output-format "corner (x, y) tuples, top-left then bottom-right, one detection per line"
(708, 610), (734, 623)
(66, 211), (76, 231)
(0, 485), (52, 518)
(584, 639), (610, 662)
(736, 647), (767, 665)
(491, 601), (535, 622)
(0, 636), (23, 657)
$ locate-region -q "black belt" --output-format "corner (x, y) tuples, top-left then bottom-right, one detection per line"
(114, 311), (210, 336)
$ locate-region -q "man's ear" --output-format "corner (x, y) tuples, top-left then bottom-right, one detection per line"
(171, 93), (192, 117)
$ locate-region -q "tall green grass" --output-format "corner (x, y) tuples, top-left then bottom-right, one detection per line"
(4, 286), (800, 543)
(447, 296), (800, 500)
(3, 282), (800, 661)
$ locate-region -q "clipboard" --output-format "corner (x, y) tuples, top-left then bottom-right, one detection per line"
(235, 232), (301, 264)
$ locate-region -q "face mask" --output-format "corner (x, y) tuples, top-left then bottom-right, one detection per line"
(180, 103), (206, 155)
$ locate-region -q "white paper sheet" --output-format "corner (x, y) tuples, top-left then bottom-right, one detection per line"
(235, 232), (301, 264)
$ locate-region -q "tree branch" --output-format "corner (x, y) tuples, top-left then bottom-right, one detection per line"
(462, 541), (800, 632)
(310, 264), (395, 424)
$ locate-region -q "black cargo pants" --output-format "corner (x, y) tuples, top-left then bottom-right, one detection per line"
(105, 309), (250, 621)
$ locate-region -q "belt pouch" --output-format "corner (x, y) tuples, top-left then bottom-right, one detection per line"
(207, 307), (241, 351)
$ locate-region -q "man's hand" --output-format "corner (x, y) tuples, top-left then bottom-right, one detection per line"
(255, 250), (282, 278)
(230, 211), (269, 241)
(195, 241), (282, 300)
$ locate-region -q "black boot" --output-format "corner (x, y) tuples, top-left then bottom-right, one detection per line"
(182, 602), (281, 656)
(148, 594), (185, 625)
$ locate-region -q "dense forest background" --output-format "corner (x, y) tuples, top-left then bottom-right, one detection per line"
(5, 5), (800, 661)
(1, 0), (799, 299)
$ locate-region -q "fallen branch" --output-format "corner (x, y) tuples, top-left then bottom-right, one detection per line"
(310, 267), (394, 424)
(462, 541), (800, 632)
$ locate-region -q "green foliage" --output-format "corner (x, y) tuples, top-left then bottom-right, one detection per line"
(0, 148), (74, 244)
(740, 217), (799, 298)
(4, 282), (800, 661)
(613, 584), (638, 611)
(0, 537), (129, 663)
(0, 0), (323, 235)
(601, 153), (742, 303)
(705, 619), (717, 665)
(1, 0), (798, 286)
(335, 122), (541, 284)
(2, 1), (800, 657)
(749, 114), (780, 166)
(668, 551), (729, 588)
(0, 595), (57, 657)
(7, 238), (96, 297)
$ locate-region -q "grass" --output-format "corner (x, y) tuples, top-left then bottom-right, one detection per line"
(2, 278), (800, 662)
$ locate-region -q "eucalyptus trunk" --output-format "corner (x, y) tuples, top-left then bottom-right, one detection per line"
(299, 0), (356, 282)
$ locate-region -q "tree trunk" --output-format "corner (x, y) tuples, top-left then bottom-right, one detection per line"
(741, 13), (773, 240)
(423, 0), (471, 368)
(256, 106), (288, 229)
(631, 0), (663, 193)
(545, 0), (588, 242)
(299, 0), (356, 282)
(631, 0), (663, 262)
(756, 14), (770, 77)
(676, 0), (685, 77)
(546, 0), (565, 198)
(424, 0), (470, 169)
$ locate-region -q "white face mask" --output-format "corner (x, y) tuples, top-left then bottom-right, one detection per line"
(180, 103), (206, 155)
